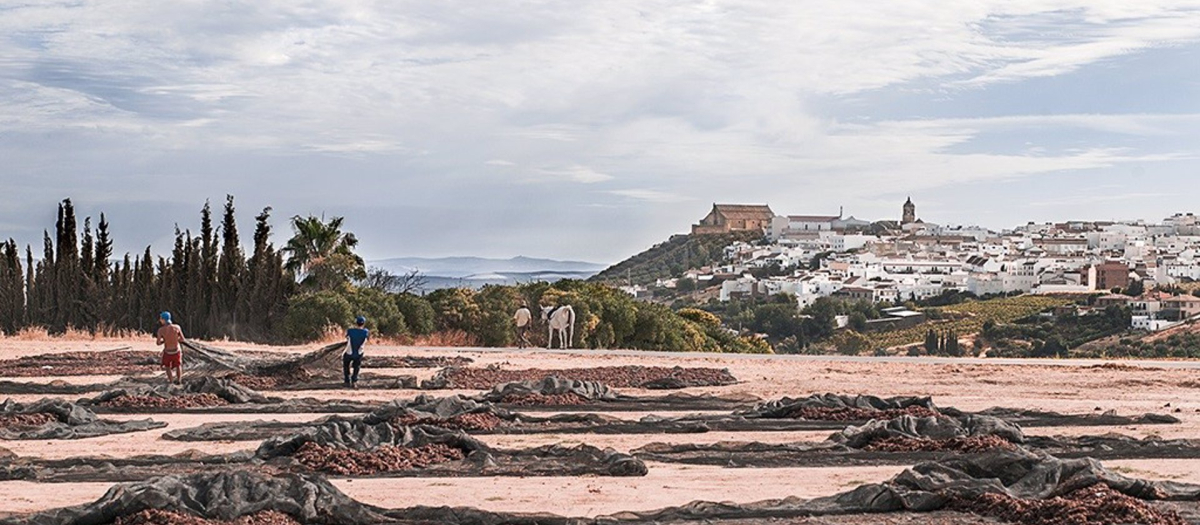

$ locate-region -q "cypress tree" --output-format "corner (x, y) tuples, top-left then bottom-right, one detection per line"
(923, 329), (938, 354)
(80, 218), (94, 284)
(199, 201), (216, 335)
(94, 214), (113, 283)
(53, 200), (80, 333)
(9, 241), (24, 333)
(24, 246), (36, 330)
(114, 254), (132, 330)
(92, 214), (113, 331)
(243, 207), (276, 338)
(78, 218), (96, 331)
(215, 195), (245, 337)
(135, 248), (155, 332)
(36, 231), (55, 328)
(168, 227), (186, 323)
(186, 235), (206, 336)
(946, 330), (961, 357)
(0, 240), (14, 334)
(152, 252), (167, 331)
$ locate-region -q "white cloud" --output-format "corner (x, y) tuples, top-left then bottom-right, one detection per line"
(533, 165), (613, 184)
(2, 1), (1200, 260)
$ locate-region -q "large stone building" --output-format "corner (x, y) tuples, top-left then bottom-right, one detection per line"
(692, 204), (775, 235)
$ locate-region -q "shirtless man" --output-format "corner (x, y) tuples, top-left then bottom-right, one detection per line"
(155, 311), (185, 385)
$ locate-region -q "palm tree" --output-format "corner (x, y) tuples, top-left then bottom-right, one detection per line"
(282, 215), (365, 290)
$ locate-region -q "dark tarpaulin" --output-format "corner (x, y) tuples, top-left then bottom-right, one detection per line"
(6, 452), (1199, 525)
(0, 399), (165, 440)
(2, 418), (647, 483)
(84, 377), (382, 415)
(257, 418), (648, 478)
(635, 414), (1200, 470)
(482, 376), (760, 412)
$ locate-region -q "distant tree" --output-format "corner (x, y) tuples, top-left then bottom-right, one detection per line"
(924, 329), (939, 354)
(361, 267), (428, 295)
(945, 330), (963, 357)
(361, 267), (401, 293)
(673, 277), (696, 293)
(1033, 336), (1068, 358)
(1124, 279), (1145, 297)
(849, 312), (868, 332)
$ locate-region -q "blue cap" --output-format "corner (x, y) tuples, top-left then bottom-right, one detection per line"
(356, 315), (367, 325)
(160, 311), (172, 322)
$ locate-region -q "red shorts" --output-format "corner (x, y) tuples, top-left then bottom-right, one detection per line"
(162, 351), (182, 368)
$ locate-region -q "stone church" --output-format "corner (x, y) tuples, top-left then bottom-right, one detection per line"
(692, 204), (775, 235)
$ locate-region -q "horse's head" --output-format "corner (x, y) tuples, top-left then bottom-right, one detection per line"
(540, 306), (553, 320)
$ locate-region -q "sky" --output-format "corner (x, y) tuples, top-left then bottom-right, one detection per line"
(2, 1), (1200, 264)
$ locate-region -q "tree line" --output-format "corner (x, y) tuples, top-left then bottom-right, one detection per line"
(0, 197), (293, 340)
(0, 197), (770, 354)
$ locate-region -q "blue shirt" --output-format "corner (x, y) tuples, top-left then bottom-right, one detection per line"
(346, 328), (369, 356)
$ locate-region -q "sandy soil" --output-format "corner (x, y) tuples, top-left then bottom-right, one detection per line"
(0, 412), (336, 460)
(2, 338), (1199, 519)
(335, 463), (906, 517)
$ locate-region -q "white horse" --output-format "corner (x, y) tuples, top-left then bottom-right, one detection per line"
(541, 305), (575, 349)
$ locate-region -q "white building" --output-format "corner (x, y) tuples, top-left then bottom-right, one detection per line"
(1132, 315), (1174, 332)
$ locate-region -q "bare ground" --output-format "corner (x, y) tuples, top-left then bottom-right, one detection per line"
(1, 338), (1199, 520)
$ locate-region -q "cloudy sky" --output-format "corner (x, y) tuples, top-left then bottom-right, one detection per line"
(3, 1), (1200, 264)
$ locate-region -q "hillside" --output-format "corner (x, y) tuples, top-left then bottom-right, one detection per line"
(590, 231), (761, 286)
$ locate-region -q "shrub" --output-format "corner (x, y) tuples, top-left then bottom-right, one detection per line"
(281, 291), (353, 342)
(830, 330), (872, 356)
(678, 308), (722, 329)
(394, 293), (436, 335)
(344, 287), (407, 337)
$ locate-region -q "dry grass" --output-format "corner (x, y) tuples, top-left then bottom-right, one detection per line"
(3, 324), (478, 350)
(7, 326), (143, 342)
(411, 330), (478, 348)
(309, 325), (478, 348)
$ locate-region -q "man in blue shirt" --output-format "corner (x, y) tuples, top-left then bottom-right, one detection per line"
(344, 316), (369, 388)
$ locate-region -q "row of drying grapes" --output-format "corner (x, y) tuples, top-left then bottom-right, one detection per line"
(864, 295), (1073, 350)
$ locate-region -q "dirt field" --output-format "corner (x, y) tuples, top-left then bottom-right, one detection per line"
(2, 337), (1200, 523)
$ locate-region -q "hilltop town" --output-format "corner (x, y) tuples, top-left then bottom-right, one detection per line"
(615, 199), (1200, 336)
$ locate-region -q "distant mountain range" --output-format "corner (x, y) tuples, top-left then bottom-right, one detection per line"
(368, 256), (607, 291)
